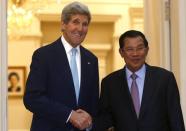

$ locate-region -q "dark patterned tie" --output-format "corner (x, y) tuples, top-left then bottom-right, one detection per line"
(131, 73), (140, 117)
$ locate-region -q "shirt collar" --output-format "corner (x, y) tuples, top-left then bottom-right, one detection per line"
(126, 64), (146, 80)
(61, 36), (80, 54)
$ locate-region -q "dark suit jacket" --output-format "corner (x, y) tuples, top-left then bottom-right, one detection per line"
(95, 64), (185, 131)
(23, 37), (99, 131)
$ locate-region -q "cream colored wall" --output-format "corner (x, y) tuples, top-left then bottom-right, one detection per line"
(41, 21), (62, 45)
(8, 9), (42, 130)
(144, 0), (161, 66)
(170, 0), (180, 87)
(8, 0), (143, 130)
(144, 0), (186, 126)
(171, 0), (186, 125)
(8, 37), (41, 129)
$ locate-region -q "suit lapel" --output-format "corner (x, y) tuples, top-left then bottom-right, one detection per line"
(139, 65), (156, 118)
(56, 39), (72, 79)
(120, 68), (138, 118)
(77, 47), (89, 105)
(55, 38), (77, 104)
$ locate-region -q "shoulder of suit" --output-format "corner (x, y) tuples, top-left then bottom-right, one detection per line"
(80, 46), (98, 59)
(147, 65), (173, 75)
(103, 68), (124, 81)
(33, 38), (61, 55)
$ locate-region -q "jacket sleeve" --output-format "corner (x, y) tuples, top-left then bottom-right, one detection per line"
(167, 72), (185, 131)
(93, 78), (114, 131)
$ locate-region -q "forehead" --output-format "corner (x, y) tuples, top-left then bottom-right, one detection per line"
(124, 36), (144, 47)
(70, 14), (89, 21)
(10, 75), (18, 80)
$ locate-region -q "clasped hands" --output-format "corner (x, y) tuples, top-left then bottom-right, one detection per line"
(70, 109), (92, 130)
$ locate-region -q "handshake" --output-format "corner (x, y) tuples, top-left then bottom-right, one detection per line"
(69, 109), (92, 130)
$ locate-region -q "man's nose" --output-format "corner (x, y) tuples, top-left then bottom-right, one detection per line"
(77, 24), (83, 31)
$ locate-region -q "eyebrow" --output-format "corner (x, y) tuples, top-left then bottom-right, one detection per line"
(125, 44), (145, 48)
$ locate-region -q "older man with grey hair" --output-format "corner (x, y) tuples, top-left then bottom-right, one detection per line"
(24, 1), (99, 131)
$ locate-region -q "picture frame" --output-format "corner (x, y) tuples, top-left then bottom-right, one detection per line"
(8, 66), (26, 97)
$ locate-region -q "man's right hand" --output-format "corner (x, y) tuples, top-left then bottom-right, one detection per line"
(69, 109), (92, 130)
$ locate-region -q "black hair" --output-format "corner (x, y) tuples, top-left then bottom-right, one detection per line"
(119, 30), (148, 49)
(8, 72), (20, 81)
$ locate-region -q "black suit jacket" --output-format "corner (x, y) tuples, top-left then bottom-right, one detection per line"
(96, 64), (185, 131)
(23, 37), (99, 131)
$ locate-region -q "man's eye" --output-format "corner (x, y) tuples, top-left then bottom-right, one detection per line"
(73, 20), (79, 24)
(83, 22), (88, 27)
(137, 46), (145, 50)
(126, 48), (133, 52)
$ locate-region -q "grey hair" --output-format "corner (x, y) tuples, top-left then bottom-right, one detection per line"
(61, 1), (91, 24)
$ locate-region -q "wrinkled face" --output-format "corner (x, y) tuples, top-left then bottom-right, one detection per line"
(119, 36), (149, 72)
(61, 14), (89, 47)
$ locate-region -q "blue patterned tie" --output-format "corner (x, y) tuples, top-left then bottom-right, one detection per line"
(70, 48), (79, 102)
(131, 73), (140, 117)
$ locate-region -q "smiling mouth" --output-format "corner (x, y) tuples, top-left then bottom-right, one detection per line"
(132, 59), (141, 63)
(132, 58), (140, 61)
(73, 33), (81, 37)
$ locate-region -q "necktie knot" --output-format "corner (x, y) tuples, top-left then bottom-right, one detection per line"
(131, 73), (137, 80)
(71, 48), (77, 56)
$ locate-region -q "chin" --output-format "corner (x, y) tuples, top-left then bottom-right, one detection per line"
(73, 40), (83, 45)
(134, 65), (143, 70)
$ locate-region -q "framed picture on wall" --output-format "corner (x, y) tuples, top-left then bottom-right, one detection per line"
(8, 66), (26, 97)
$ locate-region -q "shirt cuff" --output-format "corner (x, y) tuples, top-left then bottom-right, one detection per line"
(86, 124), (92, 131)
(66, 110), (72, 123)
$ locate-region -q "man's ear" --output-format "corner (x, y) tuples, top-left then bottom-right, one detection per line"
(61, 21), (65, 32)
(119, 48), (124, 58)
(145, 46), (149, 55)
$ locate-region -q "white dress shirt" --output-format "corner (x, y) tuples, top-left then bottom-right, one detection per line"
(61, 36), (81, 123)
(61, 36), (81, 87)
(61, 36), (92, 130)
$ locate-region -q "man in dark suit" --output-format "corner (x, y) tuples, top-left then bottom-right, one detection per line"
(23, 2), (99, 131)
(95, 30), (185, 131)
